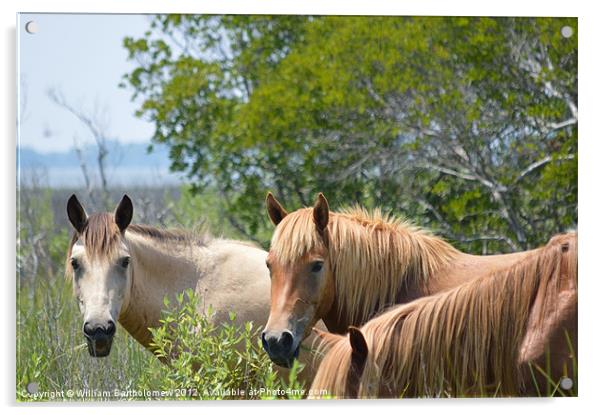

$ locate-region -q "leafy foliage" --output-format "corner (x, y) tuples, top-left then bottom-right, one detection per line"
(142, 289), (306, 400)
(123, 16), (577, 253)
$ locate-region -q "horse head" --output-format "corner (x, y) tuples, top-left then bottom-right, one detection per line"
(262, 192), (336, 367)
(66, 194), (133, 357)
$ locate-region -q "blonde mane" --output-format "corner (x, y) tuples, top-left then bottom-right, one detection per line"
(310, 232), (577, 398)
(271, 206), (460, 325)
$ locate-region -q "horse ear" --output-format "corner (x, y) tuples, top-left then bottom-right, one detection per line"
(114, 195), (133, 232)
(348, 326), (368, 396)
(348, 326), (368, 366)
(313, 193), (329, 233)
(266, 192), (288, 226)
(67, 194), (88, 234)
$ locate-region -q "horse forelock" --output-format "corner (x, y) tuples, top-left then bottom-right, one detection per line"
(270, 207), (322, 262)
(270, 205), (460, 326)
(66, 213), (122, 261)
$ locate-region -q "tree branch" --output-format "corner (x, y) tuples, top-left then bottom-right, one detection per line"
(48, 87), (113, 209)
(546, 118), (577, 131)
(513, 154), (575, 185)
(446, 234), (520, 251)
(417, 163), (506, 191)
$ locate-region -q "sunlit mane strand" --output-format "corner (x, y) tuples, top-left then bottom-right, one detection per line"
(270, 205), (460, 325)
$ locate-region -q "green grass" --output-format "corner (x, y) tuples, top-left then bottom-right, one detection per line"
(17, 274), (165, 402)
(16, 274), (307, 401)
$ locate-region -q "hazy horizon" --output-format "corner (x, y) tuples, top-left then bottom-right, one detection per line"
(18, 140), (184, 188)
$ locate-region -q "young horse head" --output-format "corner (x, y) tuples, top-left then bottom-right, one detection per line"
(262, 192), (460, 367)
(309, 232), (577, 398)
(66, 194), (276, 360)
(66, 194), (134, 357)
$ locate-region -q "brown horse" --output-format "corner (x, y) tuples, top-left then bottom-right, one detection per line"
(309, 232), (577, 398)
(262, 192), (533, 367)
(64, 194), (320, 380)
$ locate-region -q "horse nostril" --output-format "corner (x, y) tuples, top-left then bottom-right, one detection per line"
(106, 320), (116, 336)
(83, 321), (116, 338)
(83, 322), (95, 337)
(261, 331), (269, 352)
(280, 331), (293, 351)
(262, 330), (295, 359)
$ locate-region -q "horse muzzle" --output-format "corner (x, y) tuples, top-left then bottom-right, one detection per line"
(83, 320), (116, 358)
(261, 330), (300, 368)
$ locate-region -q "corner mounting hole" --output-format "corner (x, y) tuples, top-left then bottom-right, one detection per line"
(561, 26), (573, 38)
(25, 20), (38, 34)
(560, 377), (573, 390)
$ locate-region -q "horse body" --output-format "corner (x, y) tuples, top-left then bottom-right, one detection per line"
(262, 192), (543, 367)
(426, 250), (533, 295)
(309, 232), (577, 398)
(116, 231), (272, 349)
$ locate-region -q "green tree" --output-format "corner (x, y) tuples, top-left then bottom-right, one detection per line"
(123, 16), (577, 253)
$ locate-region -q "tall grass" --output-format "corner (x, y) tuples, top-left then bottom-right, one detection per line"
(16, 272), (306, 401)
(17, 274), (163, 401)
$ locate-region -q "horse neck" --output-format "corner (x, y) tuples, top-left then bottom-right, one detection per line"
(327, 219), (459, 330)
(118, 232), (208, 348)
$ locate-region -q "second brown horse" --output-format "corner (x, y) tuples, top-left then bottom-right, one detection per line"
(262, 192), (557, 368)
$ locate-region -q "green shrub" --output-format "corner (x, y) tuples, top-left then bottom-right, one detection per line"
(141, 289), (306, 400)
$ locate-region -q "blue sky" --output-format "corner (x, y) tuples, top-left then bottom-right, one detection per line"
(18, 13), (156, 153)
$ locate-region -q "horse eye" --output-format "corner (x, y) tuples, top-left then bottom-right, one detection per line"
(310, 261), (324, 273)
(70, 258), (80, 271)
(120, 257), (131, 268)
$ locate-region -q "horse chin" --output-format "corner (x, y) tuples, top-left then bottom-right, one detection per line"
(85, 337), (113, 358)
(273, 345), (301, 368)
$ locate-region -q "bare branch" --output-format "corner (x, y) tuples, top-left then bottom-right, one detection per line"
(417, 197), (519, 250)
(47, 87), (113, 209)
(417, 163), (506, 192)
(546, 118), (577, 131)
(447, 234), (520, 251)
(513, 154), (575, 185)
(73, 134), (96, 206)
(416, 197), (453, 233)
(418, 163), (478, 182)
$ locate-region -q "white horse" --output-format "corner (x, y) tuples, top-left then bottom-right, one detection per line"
(65, 194), (318, 381)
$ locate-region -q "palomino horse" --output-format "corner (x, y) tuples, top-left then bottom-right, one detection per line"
(309, 232), (577, 398)
(65, 194), (319, 379)
(263, 192), (548, 367)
